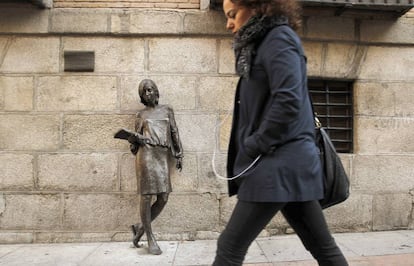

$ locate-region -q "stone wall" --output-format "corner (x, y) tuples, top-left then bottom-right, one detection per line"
(53, 0), (200, 9)
(0, 6), (413, 243)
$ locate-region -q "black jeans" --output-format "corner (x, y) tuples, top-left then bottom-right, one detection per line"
(213, 200), (348, 266)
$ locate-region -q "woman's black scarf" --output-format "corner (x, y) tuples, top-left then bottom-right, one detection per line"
(233, 15), (288, 79)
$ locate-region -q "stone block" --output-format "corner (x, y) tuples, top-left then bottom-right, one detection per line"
(174, 113), (216, 152)
(50, 9), (109, 33)
(0, 194), (4, 215)
(119, 75), (146, 111)
(120, 75), (197, 111)
(0, 37), (60, 73)
(171, 153), (198, 192)
(0, 37), (7, 53)
(63, 114), (135, 151)
(126, 11), (182, 34)
(120, 153), (138, 192)
(359, 46), (414, 80)
(324, 193), (373, 231)
(110, 12), (129, 34)
(198, 152), (228, 194)
(323, 43), (366, 79)
(0, 232), (33, 244)
(394, 83), (414, 117)
(110, 232), (131, 242)
(35, 232), (115, 243)
(355, 116), (414, 153)
(0, 114), (60, 151)
(194, 231), (221, 240)
(0, 87), (3, 110)
(353, 155), (414, 192)
(199, 76), (238, 111)
(149, 38), (217, 73)
(218, 39), (235, 74)
(62, 37), (145, 73)
(354, 82), (396, 117)
(302, 41), (323, 77)
(361, 18), (414, 44)
(219, 113), (232, 151)
(355, 82), (414, 117)
(338, 153), (353, 182)
(150, 75), (198, 110)
(0, 8), (49, 33)
(38, 153), (118, 191)
(0, 76), (33, 111)
(153, 193), (219, 233)
(63, 193), (139, 231)
(306, 17), (355, 41)
(373, 193), (412, 230)
(0, 154), (34, 190)
(37, 76), (117, 111)
(0, 193), (61, 230)
(183, 11), (228, 35)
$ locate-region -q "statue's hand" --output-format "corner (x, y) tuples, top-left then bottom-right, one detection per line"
(128, 133), (152, 146)
(176, 157), (183, 172)
(138, 137), (152, 145)
(127, 135), (137, 144)
(130, 144), (138, 155)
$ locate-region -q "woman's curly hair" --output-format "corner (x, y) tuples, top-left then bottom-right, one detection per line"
(231, 0), (302, 31)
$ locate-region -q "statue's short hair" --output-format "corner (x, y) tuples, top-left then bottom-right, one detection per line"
(138, 79), (159, 105)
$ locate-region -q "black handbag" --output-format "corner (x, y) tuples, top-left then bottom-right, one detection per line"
(309, 96), (350, 209)
(315, 119), (350, 209)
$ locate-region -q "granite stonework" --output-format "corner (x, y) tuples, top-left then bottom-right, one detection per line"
(0, 7), (413, 243)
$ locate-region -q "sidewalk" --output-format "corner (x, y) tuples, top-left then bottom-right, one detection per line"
(0, 230), (413, 265)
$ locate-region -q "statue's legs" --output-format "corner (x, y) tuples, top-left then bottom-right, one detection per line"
(139, 193), (169, 255)
(132, 193), (169, 248)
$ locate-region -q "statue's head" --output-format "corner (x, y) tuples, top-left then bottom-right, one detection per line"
(138, 79), (159, 106)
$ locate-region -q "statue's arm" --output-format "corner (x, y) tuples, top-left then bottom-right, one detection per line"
(169, 108), (183, 158)
(168, 107), (183, 171)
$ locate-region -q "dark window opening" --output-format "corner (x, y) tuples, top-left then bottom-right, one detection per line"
(308, 79), (353, 153)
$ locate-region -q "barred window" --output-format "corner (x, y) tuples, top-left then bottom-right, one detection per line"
(308, 80), (354, 153)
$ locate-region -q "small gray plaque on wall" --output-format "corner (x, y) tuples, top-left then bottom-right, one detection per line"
(64, 51), (95, 72)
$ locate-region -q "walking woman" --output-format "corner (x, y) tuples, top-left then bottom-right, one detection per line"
(213, 0), (348, 265)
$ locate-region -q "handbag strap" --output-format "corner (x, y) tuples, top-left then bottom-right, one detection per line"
(307, 89), (322, 129)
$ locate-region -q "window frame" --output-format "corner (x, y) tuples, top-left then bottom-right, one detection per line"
(308, 79), (354, 153)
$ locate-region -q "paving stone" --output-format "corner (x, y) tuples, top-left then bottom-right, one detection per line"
(0, 243), (98, 266)
(336, 231), (414, 256)
(256, 235), (313, 262)
(81, 241), (178, 266)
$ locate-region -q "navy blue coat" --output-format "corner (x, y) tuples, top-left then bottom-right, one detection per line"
(227, 25), (324, 202)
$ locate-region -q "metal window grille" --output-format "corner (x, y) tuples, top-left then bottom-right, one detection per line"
(308, 80), (353, 153)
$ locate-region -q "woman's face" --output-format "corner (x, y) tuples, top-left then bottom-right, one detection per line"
(223, 0), (254, 34)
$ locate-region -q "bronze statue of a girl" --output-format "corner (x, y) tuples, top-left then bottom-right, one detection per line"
(115, 79), (183, 255)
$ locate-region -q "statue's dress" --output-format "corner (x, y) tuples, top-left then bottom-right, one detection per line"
(135, 105), (182, 195)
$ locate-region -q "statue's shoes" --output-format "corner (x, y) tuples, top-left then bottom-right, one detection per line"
(131, 224), (144, 248)
(148, 244), (162, 255)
